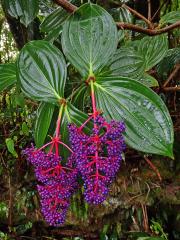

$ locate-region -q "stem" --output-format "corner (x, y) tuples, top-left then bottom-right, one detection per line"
(90, 80), (101, 191)
(90, 81), (97, 120)
(117, 21), (180, 36)
(79, 115), (93, 131)
(163, 64), (180, 87)
(122, 3), (153, 29)
(55, 104), (64, 138)
(147, 0), (151, 21)
(144, 156), (162, 181)
(65, 106), (71, 123)
(57, 141), (74, 153)
(53, 0), (77, 13)
(35, 141), (53, 152)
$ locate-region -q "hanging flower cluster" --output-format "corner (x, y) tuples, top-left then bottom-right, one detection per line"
(23, 80), (125, 226)
(68, 80), (125, 204)
(23, 107), (78, 226)
(68, 115), (125, 204)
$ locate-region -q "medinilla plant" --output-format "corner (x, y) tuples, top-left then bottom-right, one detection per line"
(0, 2), (174, 226)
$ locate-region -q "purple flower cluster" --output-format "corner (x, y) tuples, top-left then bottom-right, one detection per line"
(23, 146), (77, 226)
(23, 112), (125, 225)
(68, 115), (125, 205)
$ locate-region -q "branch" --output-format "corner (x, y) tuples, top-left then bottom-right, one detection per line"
(117, 21), (180, 36)
(144, 156), (162, 182)
(147, 0), (151, 21)
(162, 86), (180, 92)
(53, 0), (180, 36)
(53, 0), (77, 13)
(151, 0), (169, 21)
(122, 3), (153, 29)
(163, 64), (180, 87)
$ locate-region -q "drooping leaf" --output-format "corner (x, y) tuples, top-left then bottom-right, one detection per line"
(100, 47), (145, 79)
(62, 3), (118, 78)
(93, 76), (174, 158)
(17, 40), (67, 103)
(0, 63), (16, 92)
(160, 11), (180, 25)
(34, 102), (55, 148)
(137, 34), (168, 71)
(2, 0), (39, 27)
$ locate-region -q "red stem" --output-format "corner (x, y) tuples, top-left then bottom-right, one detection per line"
(79, 115), (93, 131)
(57, 141), (73, 153)
(90, 81), (101, 191)
(34, 141), (53, 153)
(56, 117), (61, 138)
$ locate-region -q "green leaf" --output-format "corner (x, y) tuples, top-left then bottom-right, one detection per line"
(40, 6), (71, 42)
(22, 122), (29, 136)
(67, 102), (92, 130)
(156, 48), (180, 79)
(139, 73), (159, 87)
(137, 35), (168, 71)
(94, 76), (174, 158)
(72, 85), (88, 111)
(44, 27), (62, 43)
(100, 47), (145, 78)
(118, 7), (133, 23)
(160, 11), (180, 25)
(2, 0), (39, 27)
(40, 7), (70, 33)
(14, 93), (25, 107)
(62, 3), (118, 78)
(17, 40), (67, 103)
(0, 63), (16, 92)
(34, 102), (55, 148)
(5, 138), (18, 157)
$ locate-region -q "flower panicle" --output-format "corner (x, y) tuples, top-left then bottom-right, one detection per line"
(68, 114), (125, 205)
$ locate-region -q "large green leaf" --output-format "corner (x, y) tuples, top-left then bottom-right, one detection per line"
(160, 11), (180, 25)
(137, 35), (168, 71)
(34, 102), (55, 148)
(99, 48), (158, 87)
(94, 76), (174, 158)
(100, 47), (145, 79)
(17, 40), (67, 103)
(62, 3), (118, 78)
(2, 0), (39, 27)
(0, 63), (16, 92)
